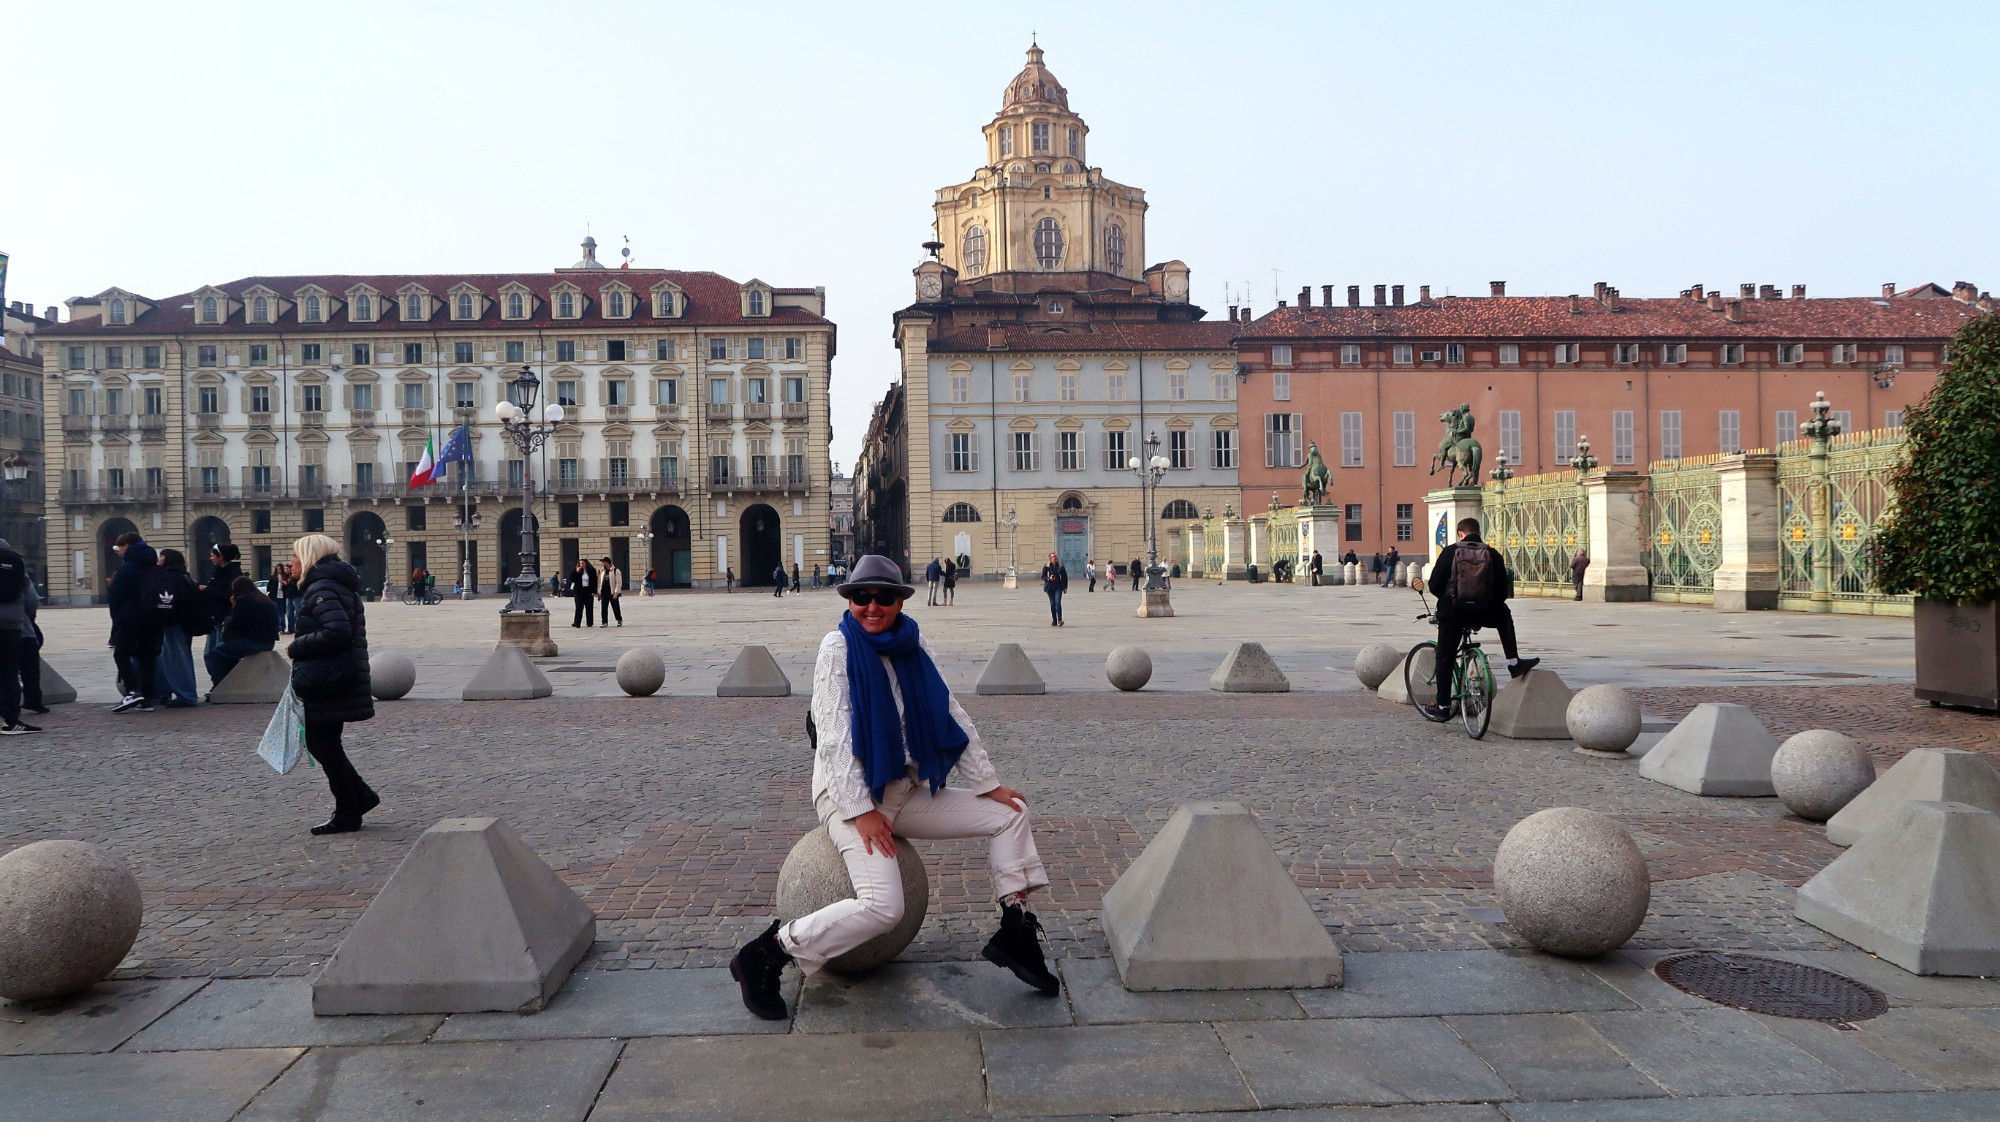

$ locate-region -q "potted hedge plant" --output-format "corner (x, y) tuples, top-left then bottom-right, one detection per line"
(1871, 312), (2000, 711)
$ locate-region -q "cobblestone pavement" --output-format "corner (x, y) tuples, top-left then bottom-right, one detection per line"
(5, 675), (1989, 981)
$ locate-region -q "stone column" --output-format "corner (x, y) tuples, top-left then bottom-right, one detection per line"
(1712, 453), (1780, 611)
(1220, 517), (1249, 580)
(1423, 488), (1484, 585)
(1295, 505), (1341, 589)
(1247, 515), (1269, 579)
(1580, 471), (1649, 602)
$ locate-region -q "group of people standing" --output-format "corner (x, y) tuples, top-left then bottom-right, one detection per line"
(922, 557), (959, 606)
(564, 557), (625, 627)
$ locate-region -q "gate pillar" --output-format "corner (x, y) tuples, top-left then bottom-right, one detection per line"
(1713, 453), (1781, 611)
(1581, 472), (1651, 602)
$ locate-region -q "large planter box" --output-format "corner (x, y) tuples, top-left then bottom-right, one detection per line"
(1914, 599), (2000, 712)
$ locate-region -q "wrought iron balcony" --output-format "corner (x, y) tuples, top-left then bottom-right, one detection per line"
(59, 485), (170, 505)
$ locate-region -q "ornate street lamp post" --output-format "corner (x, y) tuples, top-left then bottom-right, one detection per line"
(1800, 391), (1843, 613)
(493, 367), (564, 651)
(1569, 434), (1598, 568)
(453, 509), (481, 600)
(1000, 507), (1019, 589)
(1129, 431), (1173, 616)
(1489, 450), (1513, 556)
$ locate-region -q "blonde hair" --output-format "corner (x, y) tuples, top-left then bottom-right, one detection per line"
(291, 533), (341, 574)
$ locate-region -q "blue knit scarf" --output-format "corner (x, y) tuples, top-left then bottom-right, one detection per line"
(839, 611), (968, 803)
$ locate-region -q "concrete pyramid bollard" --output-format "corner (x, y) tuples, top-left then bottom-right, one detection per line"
(461, 643), (554, 701)
(718, 644), (792, 697)
(1209, 642), (1290, 693)
(1825, 748), (2000, 847)
(207, 650), (291, 704)
(1101, 801), (1342, 991)
(1490, 669), (1577, 740)
(1797, 801), (2000, 976)
(975, 643), (1046, 695)
(313, 817), (595, 1014)
(1377, 646), (1433, 705)
(1637, 702), (1780, 796)
(39, 662), (77, 705)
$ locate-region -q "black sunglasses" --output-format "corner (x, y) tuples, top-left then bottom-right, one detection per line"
(844, 590), (905, 608)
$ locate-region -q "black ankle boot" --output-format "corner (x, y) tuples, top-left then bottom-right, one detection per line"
(983, 902), (1061, 995)
(309, 816), (362, 836)
(730, 919), (794, 1020)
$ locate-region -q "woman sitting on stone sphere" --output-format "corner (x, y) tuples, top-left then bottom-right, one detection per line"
(730, 554), (1058, 1019)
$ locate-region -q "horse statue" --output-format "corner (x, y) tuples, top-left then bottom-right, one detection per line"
(1301, 441), (1332, 507)
(1429, 404), (1483, 489)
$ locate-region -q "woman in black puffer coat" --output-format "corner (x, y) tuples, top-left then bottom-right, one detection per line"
(286, 534), (379, 835)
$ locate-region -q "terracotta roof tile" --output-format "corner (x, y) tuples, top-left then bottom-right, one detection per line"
(1239, 294), (1983, 341)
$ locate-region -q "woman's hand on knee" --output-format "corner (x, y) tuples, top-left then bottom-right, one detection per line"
(850, 809), (896, 856)
(982, 786), (1027, 813)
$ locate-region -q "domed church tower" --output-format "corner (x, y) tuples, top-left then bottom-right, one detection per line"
(931, 43), (1149, 283)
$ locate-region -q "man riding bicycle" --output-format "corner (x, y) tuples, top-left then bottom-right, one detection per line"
(1421, 517), (1539, 721)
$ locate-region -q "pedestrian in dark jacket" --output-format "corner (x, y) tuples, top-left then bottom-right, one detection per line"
(107, 532), (162, 712)
(154, 549), (205, 707)
(1129, 556), (1143, 592)
(198, 543), (244, 659)
(1380, 547), (1401, 588)
(791, 562), (802, 594)
(1041, 553), (1069, 626)
(1570, 550), (1590, 601)
(569, 558), (596, 627)
(1310, 550), (1324, 586)
(1421, 518), (1539, 718)
(207, 576), (280, 686)
(772, 563), (787, 597)
(0, 539), (38, 733)
(287, 534), (378, 835)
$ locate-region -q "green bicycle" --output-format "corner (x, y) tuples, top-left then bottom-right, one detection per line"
(1405, 587), (1495, 739)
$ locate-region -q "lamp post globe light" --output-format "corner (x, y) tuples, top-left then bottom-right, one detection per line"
(1801, 391), (1843, 611)
(1130, 431), (1174, 617)
(492, 367), (563, 654)
(1001, 507), (1019, 589)
(1568, 434), (1597, 566)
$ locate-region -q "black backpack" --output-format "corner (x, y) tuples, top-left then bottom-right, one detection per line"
(175, 572), (213, 636)
(0, 549), (24, 605)
(140, 565), (184, 627)
(1448, 542), (1502, 613)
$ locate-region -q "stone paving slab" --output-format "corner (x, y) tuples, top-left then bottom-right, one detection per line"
(1293, 951), (1637, 1018)
(1843, 1007), (2000, 1090)
(1128, 1108), (1506, 1122)
(1059, 956), (1306, 1025)
(794, 959), (1072, 1033)
(0, 1047), (302, 1122)
(1578, 1008), (1868, 1097)
(1574, 950), (1715, 1011)
(124, 978), (440, 1051)
(1750, 1013), (1931, 1093)
(433, 967), (794, 1042)
(0, 978), (205, 1056)
(1213, 1017), (1515, 1108)
(235, 1038), (621, 1122)
(1443, 1012), (1667, 1101)
(1810, 1091), (2000, 1121)
(982, 1022), (1256, 1117)
(1501, 1091), (2000, 1122)
(589, 1031), (986, 1122)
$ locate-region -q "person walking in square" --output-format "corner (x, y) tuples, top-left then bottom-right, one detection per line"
(643, 568), (658, 596)
(728, 555), (1058, 1020)
(1570, 549), (1590, 601)
(153, 549), (205, 707)
(773, 562), (788, 597)
(1309, 550), (1324, 586)
(1129, 555), (1143, 592)
(569, 558), (596, 627)
(941, 556), (957, 605)
(924, 556), (942, 606)
(1041, 552), (1068, 627)
(1084, 559), (1097, 593)
(792, 562), (802, 594)
(12, 547), (47, 722)
(0, 539), (39, 734)
(598, 557), (624, 626)
(811, 563), (822, 589)
(287, 534), (379, 835)
(107, 532), (163, 713)
(1380, 546), (1401, 588)
(725, 566), (736, 593)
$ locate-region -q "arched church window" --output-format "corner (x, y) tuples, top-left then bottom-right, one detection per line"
(1031, 121), (1050, 153)
(1162, 499), (1200, 520)
(962, 226), (987, 274)
(1033, 218), (1064, 269)
(1040, 220), (1072, 270)
(1104, 223), (1126, 273)
(1060, 494), (1083, 511)
(943, 502), (981, 523)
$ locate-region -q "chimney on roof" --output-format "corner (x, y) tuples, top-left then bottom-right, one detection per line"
(1759, 284), (1779, 300)
(1593, 281), (1608, 302)
(1321, 285), (1333, 306)
(986, 326), (1007, 350)
(1791, 284), (1806, 299)
(1979, 292), (1994, 313)
(1373, 284), (1386, 306)
(1952, 281), (1978, 303)
(1605, 286), (1620, 311)
(1707, 290), (1724, 312)
(1882, 282), (1896, 298)
(1690, 284), (1704, 301)
(1740, 283), (1755, 299)
(43, 306), (56, 321)
(1241, 307), (1252, 325)
(1391, 284), (1405, 306)
(1298, 286), (1311, 307)
(1228, 305), (1239, 322)
(1419, 284), (1432, 304)
(1489, 281), (1506, 297)
(1348, 285), (1361, 307)
(1278, 300), (1288, 308)
(1725, 300), (1743, 323)
(1569, 295), (1581, 314)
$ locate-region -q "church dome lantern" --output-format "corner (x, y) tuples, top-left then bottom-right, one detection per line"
(1004, 43), (1069, 110)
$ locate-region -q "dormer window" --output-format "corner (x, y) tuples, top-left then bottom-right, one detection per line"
(303, 295), (322, 323)
(354, 294), (373, 321)
(507, 292), (524, 319)
(109, 298), (127, 325)
(748, 290), (765, 316)
(608, 291), (626, 317)
(655, 291), (676, 317)
(456, 293), (474, 320)
(252, 296), (270, 323)
(404, 295), (422, 320)
(201, 296), (219, 323)
(558, 292), (576, 318)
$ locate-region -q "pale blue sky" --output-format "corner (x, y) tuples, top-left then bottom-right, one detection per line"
(4, 1), (1994, 467)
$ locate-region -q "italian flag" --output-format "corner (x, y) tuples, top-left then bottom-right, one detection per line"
(408, 433), (438, 488)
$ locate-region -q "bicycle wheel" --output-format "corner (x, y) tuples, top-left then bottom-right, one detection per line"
(401, 589), (420, 606)
(1404, 641), (1447, 721)
(1459, 646), (1494, 739)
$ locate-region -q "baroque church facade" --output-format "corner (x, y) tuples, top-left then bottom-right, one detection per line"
(891, 45), (1241, 579)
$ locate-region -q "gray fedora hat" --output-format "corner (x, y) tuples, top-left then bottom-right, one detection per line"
(836, 554), (915, 598)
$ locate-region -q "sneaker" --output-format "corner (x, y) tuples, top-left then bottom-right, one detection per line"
(134, 701), (156, 713)
(1508, 657), (1542, 679)
(0, 721), (41, 735)
(1418, 702), (1455, 722)
(112, 694), (144, 713)
(729, 919), (794, 1020)
(982, 902), (1061, 995)
(25, 706), (49, 715)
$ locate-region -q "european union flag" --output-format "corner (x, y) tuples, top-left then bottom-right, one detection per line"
(437, 425), (474, 465)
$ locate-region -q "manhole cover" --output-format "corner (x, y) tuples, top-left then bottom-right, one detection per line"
(1654, 952), (1886, 1024)
(549, 666), (617, 673)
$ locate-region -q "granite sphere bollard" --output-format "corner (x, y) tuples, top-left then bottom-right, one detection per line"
(369, 653), (417, 701)
(1354, 644), (1402, 691)
(774, 825), (928, 974)
(0, 840), (144, 1001)
(1106, 645), (1154, 692)
(1772, 730), (1875, 822)
(615, 648), (667, 697)
(1566, 684), (1642, 753)
(1493, 807), (1650, 957)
